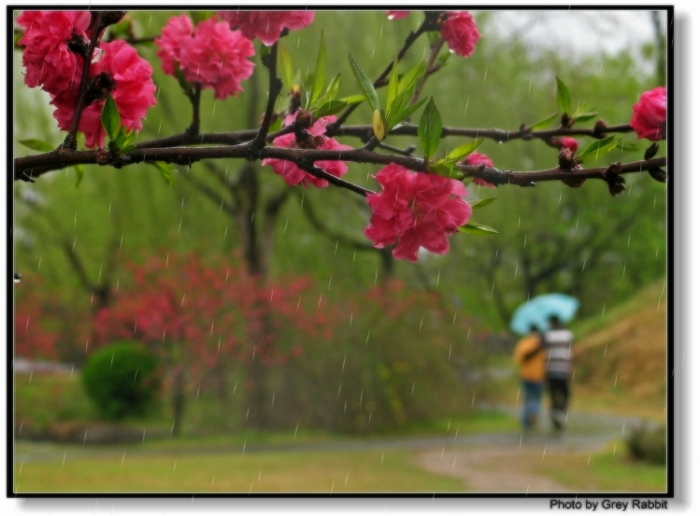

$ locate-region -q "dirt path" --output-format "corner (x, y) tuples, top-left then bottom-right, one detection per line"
(414, 403), (645, 492)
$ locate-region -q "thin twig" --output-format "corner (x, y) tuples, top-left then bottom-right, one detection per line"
(251, 43), (283, 155)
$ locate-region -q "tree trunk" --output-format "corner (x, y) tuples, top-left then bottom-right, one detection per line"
(171, 364), (186, 437)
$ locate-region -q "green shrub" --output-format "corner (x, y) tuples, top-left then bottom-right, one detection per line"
(625, 422), (666, 465)
(81, 341), (161, 420)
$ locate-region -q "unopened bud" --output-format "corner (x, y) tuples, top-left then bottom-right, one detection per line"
(644, 142), (660, 161)
(558, 148), (574, 170)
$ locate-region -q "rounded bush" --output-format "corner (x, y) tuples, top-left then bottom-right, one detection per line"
(625, 422), (666, 465)
(81, 341), (161, 420)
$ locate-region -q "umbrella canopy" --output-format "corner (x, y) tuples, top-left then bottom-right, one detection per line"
(510, 293), (579, 335)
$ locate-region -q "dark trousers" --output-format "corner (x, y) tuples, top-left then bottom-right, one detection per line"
(546, 377), (570, 429)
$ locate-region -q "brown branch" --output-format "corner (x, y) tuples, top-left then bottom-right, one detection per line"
(14, 141), (667, 193)
(251, 43), (282, 155)
(123, 121), (633, 152)
(328, 123), (634, 141)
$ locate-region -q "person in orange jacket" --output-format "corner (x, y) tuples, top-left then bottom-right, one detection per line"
(513, 325), (546, 429)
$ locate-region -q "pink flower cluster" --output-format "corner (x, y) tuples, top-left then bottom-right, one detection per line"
(462, 152), (496, 188)
(364, 164), (472, 262)
(387, 10), (481, 58)
(17, 11), (156, 149)
(16, 10), (91, 93)
(52, 41), (156, 148)
(156, 15), (255, 100)
(630, 86), (666, 141)
(217, 10), (315, 45)
(441, 11), (481, 57)
(262, 114), (352, 188)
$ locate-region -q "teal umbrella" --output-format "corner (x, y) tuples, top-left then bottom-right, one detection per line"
(510, 294), (579, 335)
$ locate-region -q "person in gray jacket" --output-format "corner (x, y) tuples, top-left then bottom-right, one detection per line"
(544, 315), (574, 430)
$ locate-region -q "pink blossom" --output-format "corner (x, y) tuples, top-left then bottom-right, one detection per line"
(629, 86), (666, 141)
(51, 40), (156, 149)
(262, 114), (352, 188)
(462, 152), (496, 188)
(154, 14), (194, 76)
(559, 137), (579, 153)
(217, 11), (315, 45)
(50, 93), (104, 148)
(386, 11), (410, 20)
(156, 15), (255, 100)
(364, 164), (472, 262)
(16, 10), (91, 94)
(441, 11), (480, 58)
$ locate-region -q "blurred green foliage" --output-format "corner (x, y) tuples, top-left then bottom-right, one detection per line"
(81, 341), (162, 420)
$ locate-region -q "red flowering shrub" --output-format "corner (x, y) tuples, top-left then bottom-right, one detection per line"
(364, 164), (472, 262)
(262, 113), (352, 188)
(155, 14), (255, 100)
(217, 10), (315, 45)
(93, 253), (328, 379)
(630, 86), (667, 141)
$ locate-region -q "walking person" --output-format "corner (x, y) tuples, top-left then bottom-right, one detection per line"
(513, 325), (546, 430)
(543, 315), (574, 431)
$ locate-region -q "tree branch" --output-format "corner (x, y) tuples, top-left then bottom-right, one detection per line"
(250, 43), (283, 155)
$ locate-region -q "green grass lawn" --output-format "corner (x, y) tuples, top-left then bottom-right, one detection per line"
(14, 447), (465, 494)
(533, 443), (667, 493)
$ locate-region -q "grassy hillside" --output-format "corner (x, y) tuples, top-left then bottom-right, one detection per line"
(571, 279), (667, 421)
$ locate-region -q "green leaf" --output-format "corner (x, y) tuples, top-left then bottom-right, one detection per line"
(19, 139), (54, 153)
(436, 51), (452, 67)
(386, 58), (400, 115)
(555, 76), (571, 114)
(387, 98), (426, 130)
(74, 165), (85, 187)
(418, 97), (442, 159)
(429, 159), (461, 179)
(324, 73), (341, 103)
(101, 94), (121, 141)
(348, 54), (380, 112)
(309, 32), (327, 106)
(572, 112), (598, 124)
(446, 138), (483, 162)
(458, 222), (499, 236)
(315, 99), (350, 118)
(397, 61), (427, 99)
(577, 136), (619, 164)
(338, 94), (367, 105)
(470, 197), (497, 210)
(278, 44), (294, 90)
(150, 162), (174, 185)
(120, 143), (137, 154)
(616, 141), (640, 152)
(529, 112), (558, 131)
